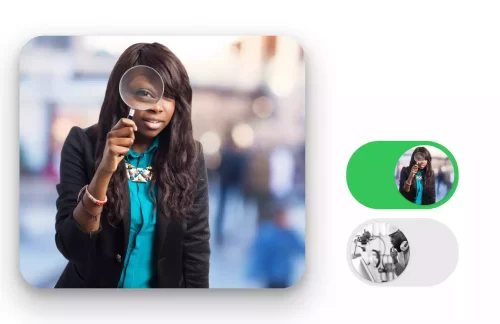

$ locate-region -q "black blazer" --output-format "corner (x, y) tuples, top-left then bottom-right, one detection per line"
(398, 166), (436, 205)
(54, 125), (210, 288)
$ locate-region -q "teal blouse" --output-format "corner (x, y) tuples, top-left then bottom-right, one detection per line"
(415, 170), (423, 205)
(117, 137), (159, 288)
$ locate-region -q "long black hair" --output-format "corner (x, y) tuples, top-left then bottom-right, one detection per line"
(408, 147), (434, 193)
(95, 42), (198, 226)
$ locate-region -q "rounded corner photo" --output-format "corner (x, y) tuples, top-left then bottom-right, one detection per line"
(350, 222), (410, 284)
(19, 35), (305, 289)
(395, 145), (456, 207)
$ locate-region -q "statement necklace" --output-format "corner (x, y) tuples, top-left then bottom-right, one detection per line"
(125, 160), (153, 183)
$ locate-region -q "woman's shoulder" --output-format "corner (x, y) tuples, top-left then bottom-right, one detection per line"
(82, 123), (98, 135)
(65, 124), (98, 142)
(61, 124), (98, 156)
(194, 140), (205, 166)
(400, 166), (410, 173)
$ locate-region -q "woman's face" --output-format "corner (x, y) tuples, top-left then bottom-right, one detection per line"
(390, 232), (406, 252)
(133, 97), (175, 139)
(414, 150), (429, 170)
(417, 159), (428, 169)
(124, 71), (176, 139)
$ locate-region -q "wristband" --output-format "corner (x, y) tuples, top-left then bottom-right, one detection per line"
(78, 185), (107, 206)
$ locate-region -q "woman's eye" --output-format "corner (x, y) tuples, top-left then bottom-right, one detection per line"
(136, 89), (153, 98)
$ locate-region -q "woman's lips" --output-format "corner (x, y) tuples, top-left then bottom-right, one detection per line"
(143, 119), (163, 130)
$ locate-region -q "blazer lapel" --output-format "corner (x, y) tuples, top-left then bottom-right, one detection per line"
(155, 185), (171, 259)
(122, 178), (131, 254)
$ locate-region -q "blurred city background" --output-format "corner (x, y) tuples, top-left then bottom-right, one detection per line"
(19, 36), (306, 288)
(394, 145), (455, 203)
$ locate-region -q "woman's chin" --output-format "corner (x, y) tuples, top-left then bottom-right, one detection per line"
(137, 128), (163, 139)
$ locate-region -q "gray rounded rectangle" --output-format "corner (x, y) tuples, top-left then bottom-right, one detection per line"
(348, 218), (458, 286)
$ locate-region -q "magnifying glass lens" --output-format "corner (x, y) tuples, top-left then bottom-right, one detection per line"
(124, 88), (159, 108)
(414, 152), (425, 163)
(119, 65), (164, 112)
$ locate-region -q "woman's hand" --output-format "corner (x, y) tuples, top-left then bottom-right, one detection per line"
(409, 164), (419, 178)
(98, 118), (137, 175)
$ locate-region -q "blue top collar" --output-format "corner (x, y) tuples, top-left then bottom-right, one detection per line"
(127, 136), (159, 158)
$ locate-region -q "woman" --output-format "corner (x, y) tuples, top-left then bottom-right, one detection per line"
(398, 147), (436, 205)
(54, 42), (210, 288)
(389, 229), (410, 277)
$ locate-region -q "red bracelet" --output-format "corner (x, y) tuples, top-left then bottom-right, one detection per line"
(78, 185), (107, 206)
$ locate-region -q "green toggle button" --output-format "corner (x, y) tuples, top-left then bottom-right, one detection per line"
(346, 141), (459, 209)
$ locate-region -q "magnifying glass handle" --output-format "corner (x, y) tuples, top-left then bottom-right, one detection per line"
(118, 109), (135, 157)
(127, 108), (135, 120)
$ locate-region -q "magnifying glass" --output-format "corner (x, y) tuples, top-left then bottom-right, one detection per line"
(119, 65), (164, 120)
(414, 152), (425, 164)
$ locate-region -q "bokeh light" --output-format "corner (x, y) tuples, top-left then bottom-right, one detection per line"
(231, 123), (254, 148)
(251, 96), (274, 118)
(199, 131), (221, 154)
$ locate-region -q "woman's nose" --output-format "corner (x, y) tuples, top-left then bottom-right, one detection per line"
(149, 103), (164, 113)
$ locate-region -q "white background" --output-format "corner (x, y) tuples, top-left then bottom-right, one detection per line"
(2, 0), (499, 323)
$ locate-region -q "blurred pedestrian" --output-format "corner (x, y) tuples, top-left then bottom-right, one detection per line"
(246, 205), (305, 288)
(436, 165), (445, 195)
(215, 133), (247, 245)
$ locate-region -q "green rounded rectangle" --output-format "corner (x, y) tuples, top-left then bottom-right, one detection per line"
(346, 141), (459, 209)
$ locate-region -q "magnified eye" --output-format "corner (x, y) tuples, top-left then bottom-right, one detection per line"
(133, 88), (158, 103)
(135, 88), (154, 98)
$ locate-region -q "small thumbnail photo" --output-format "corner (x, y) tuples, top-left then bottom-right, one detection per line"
(351, 222), (410, 283)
